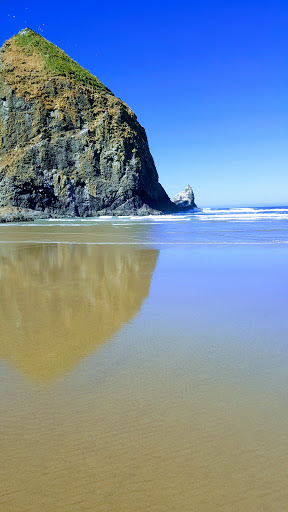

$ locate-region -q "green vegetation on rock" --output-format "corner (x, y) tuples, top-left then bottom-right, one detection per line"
(14, 28), (111, 93)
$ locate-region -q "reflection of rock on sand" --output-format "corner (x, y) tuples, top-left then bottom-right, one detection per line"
(0, 244), (158, 383)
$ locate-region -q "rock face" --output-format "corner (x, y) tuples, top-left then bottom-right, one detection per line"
(173, 184), (196, 209)
(0, 29), (177, 216)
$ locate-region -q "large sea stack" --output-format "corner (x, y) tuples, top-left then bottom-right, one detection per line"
(0, 29), (177, 216)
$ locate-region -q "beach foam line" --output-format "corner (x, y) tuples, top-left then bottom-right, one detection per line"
(201, 208), (288, 213)
(197, 214), (288, 220)
(48, 217), (114, 222)
(0, 240), (287, 245)
(202, 208), (256, 213)
(116, 215), (192, 221)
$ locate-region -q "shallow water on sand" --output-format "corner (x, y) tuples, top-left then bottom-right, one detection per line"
(1, 213), (288, 511)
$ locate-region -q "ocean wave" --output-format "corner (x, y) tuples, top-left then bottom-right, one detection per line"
(43, 215), (193, 224)
(201, 207), (288, 214)
(2, 207), (287, 227)
(202, 208), (256, 213)
(197, 213), (288, 221)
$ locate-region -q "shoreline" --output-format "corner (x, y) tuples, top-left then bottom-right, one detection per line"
(0, 205), (198, 223)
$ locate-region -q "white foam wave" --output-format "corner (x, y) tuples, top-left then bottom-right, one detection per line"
(0, 240), (287, 245)
(46, 216), (192, 224)
(117, 215), (191, 221)
(201, 207), (288, 214)
(48, 217), (114, 222)
(2, 208), (287, 228)
(202, 208), (256, 213)
(197, 213), (288, 221)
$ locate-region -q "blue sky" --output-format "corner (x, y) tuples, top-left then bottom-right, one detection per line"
(1, 0), (287, 206)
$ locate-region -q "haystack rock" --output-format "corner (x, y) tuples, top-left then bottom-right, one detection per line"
(0, 29), (178, 217)
(173, 184), (196, 209)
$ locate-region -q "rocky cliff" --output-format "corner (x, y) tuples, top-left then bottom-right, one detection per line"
(173, 184), (196, 209)
(0, 29), (177, 216)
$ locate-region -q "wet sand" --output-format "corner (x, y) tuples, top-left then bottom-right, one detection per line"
(1, 224), (288, 511)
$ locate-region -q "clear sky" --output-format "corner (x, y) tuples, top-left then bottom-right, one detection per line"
(1, 0), (287, 206)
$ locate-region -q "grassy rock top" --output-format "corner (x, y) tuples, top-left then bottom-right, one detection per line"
(0, 28), (112, 94)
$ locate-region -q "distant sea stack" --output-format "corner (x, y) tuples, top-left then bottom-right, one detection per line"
(0, 29), (178, 217)
(173, 185), (196, 209)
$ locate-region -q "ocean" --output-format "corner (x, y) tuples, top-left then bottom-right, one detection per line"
(1, 205), (288, 245)
(1, 206), (288, 512)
